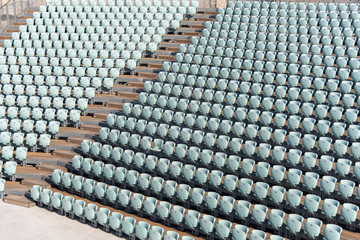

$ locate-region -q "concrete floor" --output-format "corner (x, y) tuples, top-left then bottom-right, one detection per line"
(0, 201), (126, 240)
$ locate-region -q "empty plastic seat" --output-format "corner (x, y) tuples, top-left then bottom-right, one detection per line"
(200, 215), (215, 236)
(324, 224), (343, 240)
(268, 209), (285, 230)
(122, 217), (136, 236)
(304, 194), (321, 215)
(305, 218), (323, 239)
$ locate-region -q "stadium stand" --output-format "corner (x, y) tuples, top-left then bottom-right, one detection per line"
(1, 0), (360, 239)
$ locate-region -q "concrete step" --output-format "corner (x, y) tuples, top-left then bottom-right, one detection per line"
(21, 178), (50, 188)
(4, 195), (36, 208)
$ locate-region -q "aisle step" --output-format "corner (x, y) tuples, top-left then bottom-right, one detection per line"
(4, 195), (36, 208)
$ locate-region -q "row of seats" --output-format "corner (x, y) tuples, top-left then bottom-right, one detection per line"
(6, 35), (160, 51)
(202, 29), (360, 42)
(103, 114), (360, 171)
(0, 119), (59, 134)
(0, 161), (17, 178)
(69, 155), (360, 222)
(0, 95), (88, 113)
(1, 147), (28, 162)
(174, 52), (359, 79)
(30, 185), (198, 240)
(15, 30), (164, 47)
(180, 41), (359, 58)
(32, 11), (186, 26)
(0, 84), (94, 100)
(0, 132), (51, 151)
(46, 0), (198, 9)
(173, 53), (360, 73)
(112, 106), (359, 136)
(208, 19), (360, 34)
(39, 5), (190, 15)
(224, 1), (358, 12)
(49, 171), (346, 239)
(216, 9), (360, 21)
(154, 71), (360, 94)
(0, 107), (79, 126)
(0, 75), (107, 94)
(0, 62), (122, 76)
(139, 87), (360, 111)
(148, 69), (360, 95)
(123, 98), (360, 125)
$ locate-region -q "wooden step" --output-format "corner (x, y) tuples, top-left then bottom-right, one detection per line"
(13, 22), (25, 26)
(59, 126), (98, 139)
(49, 140), (79, 151)
(146, 63), (163, 69)
(168, 39), (191, 44)
(94, 94), (128, 104)
(0, 36), (11, 40)
(105, 101), (124, 109)
(92, 113), (108, 120)
(116, 91), (139, 100)
(15, 166), (51, 180)
(27, 9), (39, 13)
(67, 136), (90, 145)
(112, 83), (142, 92)
(37, 164), (67, 172)
(4, 195), (36, 208)
(52, 150), (77, 159)
(87, 104), (121, 114)
(128, 82), (144, 88)
(162, 47), (179, 52)
(6, 28), (19, 33)
(180, 31), (202, 36)
(79, 124), (102, 132)
(21, 178), (50, 188)
(5, 181), (32, 195)
(137, 72), (158, 78)
(20, 16), (33, 20)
